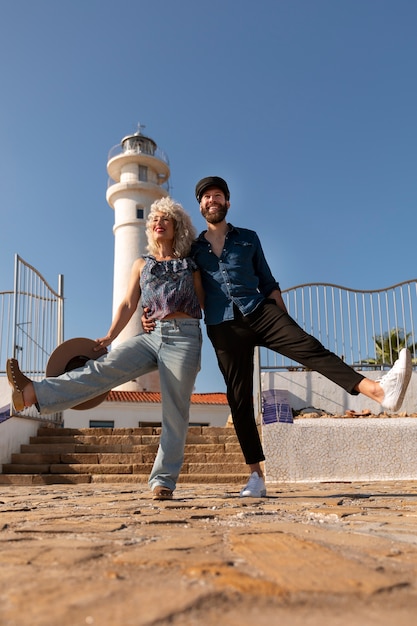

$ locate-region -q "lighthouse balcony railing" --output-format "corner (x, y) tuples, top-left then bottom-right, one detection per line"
(107, 142), (170, 165)
(259, 279), (417, 373)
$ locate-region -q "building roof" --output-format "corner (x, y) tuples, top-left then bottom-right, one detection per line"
(106, 390), (229, 406)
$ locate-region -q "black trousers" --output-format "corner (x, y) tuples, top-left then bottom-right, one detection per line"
(207, 300), (365, 465)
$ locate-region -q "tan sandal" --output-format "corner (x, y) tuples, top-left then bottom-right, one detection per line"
(152, 486), (173, 501)
(6, 358), (32, 411)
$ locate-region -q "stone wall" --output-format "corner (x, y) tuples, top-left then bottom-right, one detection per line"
(262, 417), (417, 482)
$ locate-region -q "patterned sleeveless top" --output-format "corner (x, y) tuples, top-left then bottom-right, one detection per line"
(140, 255), (202, 320)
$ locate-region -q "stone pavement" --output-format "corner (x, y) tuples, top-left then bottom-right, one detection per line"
(1, 480), (417, 626)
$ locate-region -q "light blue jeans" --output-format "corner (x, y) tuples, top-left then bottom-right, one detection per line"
(34, 319), (202, 491)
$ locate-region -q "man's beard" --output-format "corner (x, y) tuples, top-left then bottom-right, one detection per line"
(201, 202), (228, 224)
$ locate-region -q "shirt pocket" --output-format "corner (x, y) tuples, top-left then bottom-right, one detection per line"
(229, 241), (254, 266)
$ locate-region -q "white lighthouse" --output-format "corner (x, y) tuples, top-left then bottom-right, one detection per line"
(106, 125), (170, 391)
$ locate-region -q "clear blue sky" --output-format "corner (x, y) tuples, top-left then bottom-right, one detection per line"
(1, 0), (416, 392)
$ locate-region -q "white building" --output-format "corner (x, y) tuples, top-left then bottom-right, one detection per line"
(62, 390), (230, 429)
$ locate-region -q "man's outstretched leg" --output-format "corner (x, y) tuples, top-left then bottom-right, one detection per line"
(252, 302), (412, 413)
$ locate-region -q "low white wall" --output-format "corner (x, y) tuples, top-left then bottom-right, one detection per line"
(0, 418), (41, 470)
(0, 379), (40, 468)
(260, 370), (417, 483)
(261, 370), (416, 415)
(262, 417), (417, 483)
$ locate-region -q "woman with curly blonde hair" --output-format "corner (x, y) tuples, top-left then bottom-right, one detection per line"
(146, 196), (196, 258)
(7, 197), (204, 501)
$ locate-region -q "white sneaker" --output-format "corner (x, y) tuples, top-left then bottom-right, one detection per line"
(377, 348), (412, 412)
(240, 472), (266, 498)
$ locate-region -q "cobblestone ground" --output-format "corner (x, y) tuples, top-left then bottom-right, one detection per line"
(1, 480), (417, 626)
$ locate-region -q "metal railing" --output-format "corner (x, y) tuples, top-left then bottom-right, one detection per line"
(260, 279), (417, 372)
(0, 255), (64, 422)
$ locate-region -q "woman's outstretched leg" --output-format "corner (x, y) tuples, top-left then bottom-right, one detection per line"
(7, 332), (160, 414)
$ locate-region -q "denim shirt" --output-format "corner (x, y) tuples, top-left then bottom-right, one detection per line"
(191, 224), (280, 325)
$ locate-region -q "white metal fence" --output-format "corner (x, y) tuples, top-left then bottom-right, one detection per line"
(0, 255), (64, 422)
(260, 279), (417, 372)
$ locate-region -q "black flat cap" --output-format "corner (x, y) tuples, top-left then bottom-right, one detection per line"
(195, 176), (230, 202)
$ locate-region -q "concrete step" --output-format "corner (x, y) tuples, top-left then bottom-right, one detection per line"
(19, 443), (242, 454)
(0, 473), (248, 486)
(10, 451), (245, 465)
(2, 461), (247, 476)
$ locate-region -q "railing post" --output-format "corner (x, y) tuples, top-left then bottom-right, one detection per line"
(57, 273), (64, 346)
(11, 254), (20, 360)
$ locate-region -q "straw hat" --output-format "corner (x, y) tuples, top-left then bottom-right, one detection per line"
(45, 337), (109, 410)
